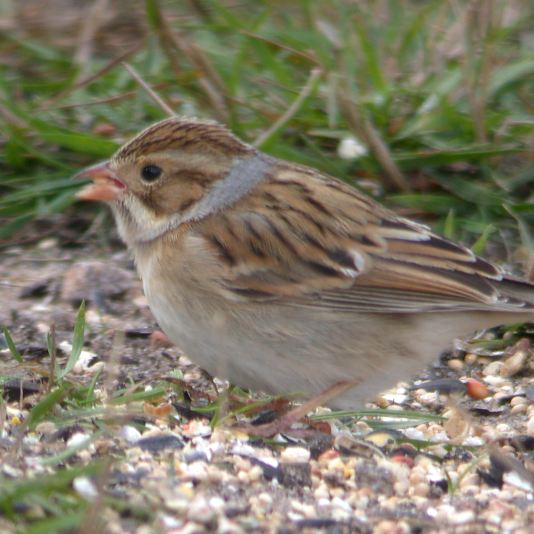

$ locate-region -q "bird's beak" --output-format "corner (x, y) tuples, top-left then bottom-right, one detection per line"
(74, 161), (127, 201)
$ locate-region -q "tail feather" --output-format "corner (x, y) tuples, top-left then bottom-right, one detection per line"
(497, 276), (534, 311)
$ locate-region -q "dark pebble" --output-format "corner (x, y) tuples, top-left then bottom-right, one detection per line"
(137, 434), (184, 453)
(279, 462), (312, 487)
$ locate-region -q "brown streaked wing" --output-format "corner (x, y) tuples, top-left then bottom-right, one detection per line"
(194, 165), (533, 313)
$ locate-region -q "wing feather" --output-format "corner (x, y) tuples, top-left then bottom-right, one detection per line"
(194, 163), (534, 314)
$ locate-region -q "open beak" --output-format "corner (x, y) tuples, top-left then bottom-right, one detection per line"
(74, 161), (127, 201)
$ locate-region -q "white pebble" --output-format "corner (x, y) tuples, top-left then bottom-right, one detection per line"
(484, 375), (509, 387)
(187, 461), (209, 481)
(510, 396), (527, 406)
(450, 510), (475, 524)
(66, 432), (91, 448)
(462, 436), (484, 447)
(331, 496), (352, 514)
(436, 504), (457, 522)
(503, 471), (534, 493)
(403, 428), (426, 441)
(258, 492), (273, 507)
(230, 443), (256, 456)
(37, 238), (58, 250)
(280, 446), (310, 463)
(85, 309), (101, 326)
(73, 476), (98, 501)
(187, 497), (215, 524)
(511, 404), (527, 415)
(382, 392), (408, 404)
(23, 435), (40, 446)
(483, 361), (503, 376)
(501, 350), (527, 377)
(314, 483), (330, 500)
(208, 496), (225, 511)
(73, 350), (99, 374)
(120, 425), (141, 444)
(159, 514), (182, 529)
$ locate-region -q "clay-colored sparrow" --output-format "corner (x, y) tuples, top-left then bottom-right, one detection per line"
(76, 117), (534, 413)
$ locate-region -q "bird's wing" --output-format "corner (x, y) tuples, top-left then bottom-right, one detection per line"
(196, 165), (534, 313)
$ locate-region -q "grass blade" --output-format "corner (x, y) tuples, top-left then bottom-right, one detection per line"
(26, 388), (70, 429)
(59, 301), (86, 379)
(2, 328), (23, 363)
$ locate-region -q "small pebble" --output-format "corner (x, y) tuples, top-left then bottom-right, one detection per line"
(511, 404), (527, 415)
(137, 433), (184, 452)
(463, 436), (484, 447)
(67, 432), (91, 448)
(133, 295), (149, 308)
(35, 421), (57, 436)
(502, 350), (528, 377)
(73, 350), (99, 374)
(443, 412), (469, 439)
(280, 446), (310, 463)
(464, 353), (478, 365)
(510, 396), (527, 407)
(313, 483), (330, 500)
(187, 461), (209, 481)
(466, 379), (489, 399)
(484, 375), (509, 387)
(187, 497), (216, 525)
(450, 510), (475, 524)
(73, 476), (98, 501)
(483, 361), (503, 376)
(37, 238), (58, 250)
(412, 482), (429, 497)
(374, 396), (390, 408)
(447, 358), (464, 371)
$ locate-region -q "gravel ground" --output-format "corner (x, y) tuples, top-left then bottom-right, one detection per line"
(1, 216), (533, 533)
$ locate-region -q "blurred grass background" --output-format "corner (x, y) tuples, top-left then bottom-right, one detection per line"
(1, 0), (533, 266)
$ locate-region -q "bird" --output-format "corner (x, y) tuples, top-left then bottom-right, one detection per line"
(76, 116), (534, 424)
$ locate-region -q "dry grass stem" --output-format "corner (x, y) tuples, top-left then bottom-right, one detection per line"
(122, 62), (175, 117)
(254, 67), (323, 147)
(47, 324), (57, 394)
(38, 43), (144, 111)
(339, 91), (411, 192)
(74, 0), (111, 73)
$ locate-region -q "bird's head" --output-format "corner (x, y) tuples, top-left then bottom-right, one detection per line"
(76, 117), (259, 245)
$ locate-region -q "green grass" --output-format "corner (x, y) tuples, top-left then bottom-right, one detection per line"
(1, 0), (533, 252)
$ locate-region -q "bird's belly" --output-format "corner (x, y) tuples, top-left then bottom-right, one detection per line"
(145, 287), (450, 409)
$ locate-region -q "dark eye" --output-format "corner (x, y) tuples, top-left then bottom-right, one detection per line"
(141, 164), (162, 182)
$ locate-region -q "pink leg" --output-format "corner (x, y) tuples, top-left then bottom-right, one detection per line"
(238, 380), (359, 437)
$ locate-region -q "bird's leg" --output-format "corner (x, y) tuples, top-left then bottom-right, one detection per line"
(238, 380), (359, 437)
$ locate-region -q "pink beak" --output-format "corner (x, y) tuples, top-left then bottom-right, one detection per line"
(74, 161), (127, 202)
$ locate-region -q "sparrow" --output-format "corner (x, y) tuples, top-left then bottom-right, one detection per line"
(76, 117), (534, 414)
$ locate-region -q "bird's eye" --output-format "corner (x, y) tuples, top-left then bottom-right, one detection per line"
(141, 164), (162, 182)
